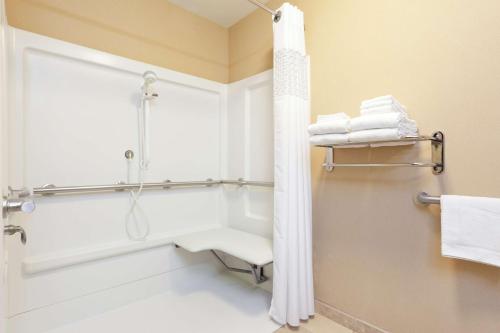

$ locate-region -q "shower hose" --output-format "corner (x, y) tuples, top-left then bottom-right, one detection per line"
(125, 91), (152, 240)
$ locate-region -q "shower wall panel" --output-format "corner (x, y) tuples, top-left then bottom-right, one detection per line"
(226, 71), (273, 239)
(6, 28), (227, 325)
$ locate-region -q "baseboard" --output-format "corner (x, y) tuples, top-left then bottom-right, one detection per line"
(315, 300), (389, 333)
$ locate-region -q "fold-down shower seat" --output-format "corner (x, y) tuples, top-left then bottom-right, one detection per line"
(173, 227), (273, 284)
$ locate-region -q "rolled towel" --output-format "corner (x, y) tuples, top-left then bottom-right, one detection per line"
(361, 95), (403, 110)
(350, 113), (417, 132)
(310, 133), (349, 145)
(360, 103), (407, 116)
(308, 113), (350, 135)
(348, 127), (418, 144)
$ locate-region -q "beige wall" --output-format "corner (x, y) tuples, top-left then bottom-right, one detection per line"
(230, 1), (500, 333)
(6, 0), (229, 82)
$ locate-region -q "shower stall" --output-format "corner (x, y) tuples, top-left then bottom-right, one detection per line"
(2, 24), (276, 333)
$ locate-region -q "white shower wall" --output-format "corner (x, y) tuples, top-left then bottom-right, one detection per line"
(226, 71), (274, 239)
(5, 29), (273, 332)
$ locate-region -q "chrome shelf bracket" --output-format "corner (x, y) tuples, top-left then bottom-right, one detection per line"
(431, 131), (444, 175)
(323, 147), (334, 172)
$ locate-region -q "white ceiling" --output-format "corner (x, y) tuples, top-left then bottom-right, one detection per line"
(169, 0), (271, 28)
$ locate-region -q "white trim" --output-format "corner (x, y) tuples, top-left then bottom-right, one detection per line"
(0, 0), (8, 330)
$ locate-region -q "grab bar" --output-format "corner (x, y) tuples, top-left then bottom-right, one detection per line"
(222, 179), (274, 188)
(416, 192), (441, 205)
(33, 179), (274, 196)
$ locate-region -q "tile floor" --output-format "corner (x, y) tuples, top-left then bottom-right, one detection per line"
(275, 314), (354, 333)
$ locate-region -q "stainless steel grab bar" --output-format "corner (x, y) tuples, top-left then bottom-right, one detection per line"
(33, 179), (274, 196)
(416, 192), (441, 205)
(222, 179), (274, 188)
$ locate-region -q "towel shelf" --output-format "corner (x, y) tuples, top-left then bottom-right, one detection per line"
(316, 131), (444, 175)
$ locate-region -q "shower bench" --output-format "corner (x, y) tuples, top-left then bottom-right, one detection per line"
(173, 227), (273, 284)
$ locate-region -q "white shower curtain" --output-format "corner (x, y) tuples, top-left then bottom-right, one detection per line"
(269, 3), (314, 327)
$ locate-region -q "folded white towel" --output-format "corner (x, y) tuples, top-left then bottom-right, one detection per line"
(308, 113), (350, 135)
(361, 95), (403, 109)
(350, 113), (417, 132)
(309, 133), (349, 145)
(317, 112), (349, 123)
(348, 127), (418, 143)
(308, 121), (350, 135)
(360, 104), (407, 116)
(441, 195), (500, 268)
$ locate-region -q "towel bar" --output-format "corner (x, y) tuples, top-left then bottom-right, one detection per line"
(317, 131), (445, 175)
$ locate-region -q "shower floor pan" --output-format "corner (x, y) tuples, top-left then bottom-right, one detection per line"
(41, 270), (280, 333)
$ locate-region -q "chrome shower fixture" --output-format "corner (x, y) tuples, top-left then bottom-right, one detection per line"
(142, 70), (157, 85)
(142, 71), (159, 100)
(124, 150), (134, 160)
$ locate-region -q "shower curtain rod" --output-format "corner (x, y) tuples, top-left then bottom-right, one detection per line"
(247, 0), (281, 22)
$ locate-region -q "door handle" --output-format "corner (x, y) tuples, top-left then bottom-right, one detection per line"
(2, 187), (36, 218)
(2, 197), (36, 218)
(4, 225), (27, 244)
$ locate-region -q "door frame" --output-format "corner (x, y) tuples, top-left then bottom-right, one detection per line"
(0, 0), (8, 331)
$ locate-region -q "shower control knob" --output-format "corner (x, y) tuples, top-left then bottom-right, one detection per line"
(125, 150), (135, 160)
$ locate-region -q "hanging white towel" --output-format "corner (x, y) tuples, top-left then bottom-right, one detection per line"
(271, 2), (314, 327)
(350, 113), (416, 132)
(309, 133), (349, 145)
(441, 195), (500, 268)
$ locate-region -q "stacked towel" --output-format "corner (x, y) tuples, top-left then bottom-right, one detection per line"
(308, 113), (350, 135)
(350, 113), (414, 132)
(309, 133), (349, 145)
(360, 95), (406, 115)
(349, 128), (416, 143)
(308, 96), (418, 146)
(348, 96), (418, 145)
(308, 113), (350, 144)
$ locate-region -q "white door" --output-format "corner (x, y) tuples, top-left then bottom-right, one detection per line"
(0, 0), (8, 331)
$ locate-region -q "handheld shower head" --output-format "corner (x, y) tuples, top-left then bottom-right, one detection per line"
(143, 71), (157, 85)
(141, 71), (159, 100)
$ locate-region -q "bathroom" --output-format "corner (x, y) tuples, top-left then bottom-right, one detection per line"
(1, 0), (499, 332)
